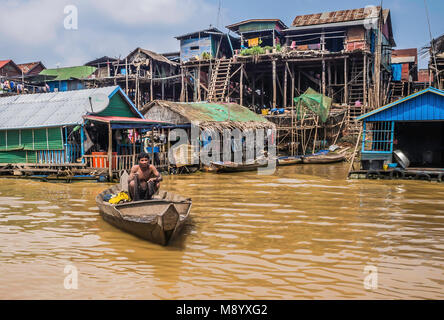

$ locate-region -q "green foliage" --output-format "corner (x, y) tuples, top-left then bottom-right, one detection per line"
(240, 46), (265, 56)
(276, 43), (282, 52)
(201, 52), (212, 60)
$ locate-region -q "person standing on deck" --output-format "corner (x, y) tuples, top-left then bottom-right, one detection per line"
(128, 152), (162, 201)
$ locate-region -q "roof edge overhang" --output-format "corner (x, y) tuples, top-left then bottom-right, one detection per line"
(107, 86), (144, 119)
(357, 87), (444, 121)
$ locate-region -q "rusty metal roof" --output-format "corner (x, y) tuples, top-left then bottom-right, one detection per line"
(292, 6), (384, 27)
(17, 61), (45, 75)
(0, 60), (13, 69)
(392, 49), (418, 64)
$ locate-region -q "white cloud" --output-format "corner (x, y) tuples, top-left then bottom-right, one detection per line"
(0, 0), (220, 67)
(0, 0), (67, 46)
(91, 0), (216, 26)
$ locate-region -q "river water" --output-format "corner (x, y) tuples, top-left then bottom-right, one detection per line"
(0, 164), (443, 299)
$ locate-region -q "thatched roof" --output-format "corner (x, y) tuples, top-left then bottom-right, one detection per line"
(126, 47), (178, 66)
(141, 100), (275, 131)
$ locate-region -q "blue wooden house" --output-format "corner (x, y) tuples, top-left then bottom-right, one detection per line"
(175, 28), (238, 63)
(357, 87), (444, 170)
(39, 66), (97, 92)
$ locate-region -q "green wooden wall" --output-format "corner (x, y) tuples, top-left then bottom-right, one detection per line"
(96, 92), (136, 118)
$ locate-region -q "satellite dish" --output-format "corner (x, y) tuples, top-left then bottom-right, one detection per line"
(86, 93), (109, 113)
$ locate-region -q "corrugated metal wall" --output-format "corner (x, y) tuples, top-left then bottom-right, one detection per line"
(363, 91), (444, 122)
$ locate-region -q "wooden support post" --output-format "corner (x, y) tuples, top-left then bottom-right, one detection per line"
(125, 58), (129, 95)
(272, 59), (277, 108)
(180, 67), (185, 102)
(298, 68), (301, 94)
(197, 65), (201, 101)
(344, 57), (348, 105)
(261, 77), (264, 107)
(240, 64), (244, 106)
(252, 73), (256, 106)
(151, 129), (154, 165)
(108, 123), (113, 182)
(328, 61), (332, 96)
(363, 54), (367, 109)
(291, 64), (295, 107)
(322, 58), (326, 97)
(150, 60), (153, 102)
(284, 62), (288, 108)
(132, 128), (136, 166)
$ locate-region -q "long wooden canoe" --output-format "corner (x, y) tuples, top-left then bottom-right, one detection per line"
(210, 161), (267, 173)
(277, 156), (303, 166)
(301, 153), (346, 164)
(96, 184), (192, 246)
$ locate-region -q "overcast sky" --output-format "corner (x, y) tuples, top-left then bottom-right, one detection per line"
(1, 0), (443, 69)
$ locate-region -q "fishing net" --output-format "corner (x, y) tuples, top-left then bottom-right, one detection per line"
(293, 88), (332, 123)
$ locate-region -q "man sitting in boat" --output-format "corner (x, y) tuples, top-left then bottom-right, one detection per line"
(128, 152), (162, 201)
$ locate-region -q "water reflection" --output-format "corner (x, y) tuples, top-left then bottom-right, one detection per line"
(0, 164), (444, 299)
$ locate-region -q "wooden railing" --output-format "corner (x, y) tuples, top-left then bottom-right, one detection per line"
(82, 154), (135, 171)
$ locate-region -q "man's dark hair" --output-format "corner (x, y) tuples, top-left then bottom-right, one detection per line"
(138, 152), (150, 162)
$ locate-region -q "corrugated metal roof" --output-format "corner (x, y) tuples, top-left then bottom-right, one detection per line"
(292, 6), (382, 27)
(357, 87), (444, 121)
(16, 61), (44, 74)
(39, 66), (97, 81)
(226, 19), (288, 32)
(0, 60), (12, 69)
(391, 57), (416, 64)
(392, 48), (417, 63)
(0, 86), (124, 130)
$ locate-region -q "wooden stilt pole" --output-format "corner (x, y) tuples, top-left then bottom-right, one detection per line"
(272, 59), (277, 108)
(344, 57), (348, 105)
(240, 64), (244, 106)
(108, 123), (113, 182)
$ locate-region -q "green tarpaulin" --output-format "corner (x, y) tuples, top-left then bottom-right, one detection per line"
(293, 88), (332, 123)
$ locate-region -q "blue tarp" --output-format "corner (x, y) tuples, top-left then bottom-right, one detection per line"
(391, 64), (402, 81)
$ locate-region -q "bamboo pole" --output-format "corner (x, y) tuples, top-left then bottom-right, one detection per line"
(344, 57), (348, 105)
(240, 64), (244, 106)
(272, 59), (277, 108)
(108, 123), (113, 182)
(363, 54), (367, 110)
(125, 58), (129, 95)
(284, 62), (288, 108)
(132, 128), (136, 167)
(347, 125), (363, 177)
(150, 60), (153, 102)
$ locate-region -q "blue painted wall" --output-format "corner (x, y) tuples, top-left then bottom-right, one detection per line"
(362, 89), (444, 122)
(48, 80), (84, 92)
(180, 36), (213, 62)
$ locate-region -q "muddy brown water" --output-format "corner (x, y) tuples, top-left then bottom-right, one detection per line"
(0, 164), (443, 299)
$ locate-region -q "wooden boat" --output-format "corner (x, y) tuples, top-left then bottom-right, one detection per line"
(210, 161), (267, 173)
(96, 184), (192, 246)
(302, 153), (346, 164)
(277, 156), (303, 166)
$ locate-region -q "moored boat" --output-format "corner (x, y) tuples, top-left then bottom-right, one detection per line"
(96, 184), (192, 246)
(301, 153), (346, 164)
(277, 156), (303, 166)
(210, 161), (267, 173)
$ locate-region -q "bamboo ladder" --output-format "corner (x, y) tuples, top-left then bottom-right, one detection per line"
(207, 58), (232, 102)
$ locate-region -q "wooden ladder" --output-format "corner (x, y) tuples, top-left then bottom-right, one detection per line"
(389, 81), (405, 102)
(348, 58), (364, 105)
(207, 58), (232, 102)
